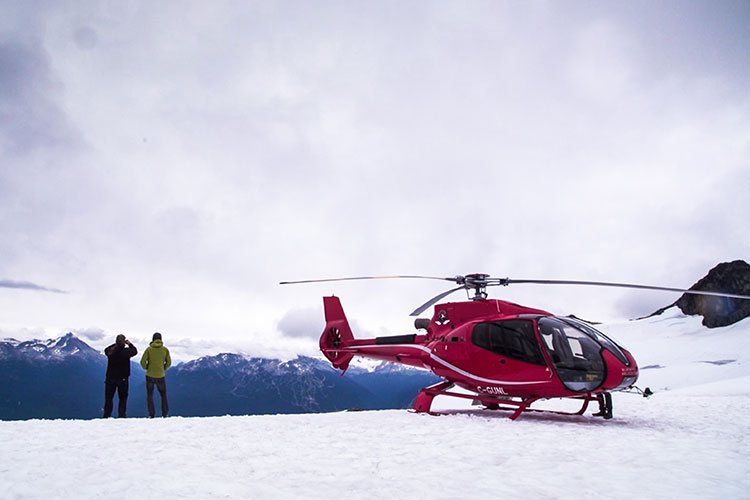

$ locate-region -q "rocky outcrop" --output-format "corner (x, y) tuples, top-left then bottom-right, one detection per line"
(652, 260), (750, 328)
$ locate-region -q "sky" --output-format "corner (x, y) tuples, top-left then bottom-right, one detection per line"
(1, 1), (749, 359)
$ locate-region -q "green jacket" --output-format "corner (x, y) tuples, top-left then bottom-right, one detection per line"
(140, 340), (172, 378)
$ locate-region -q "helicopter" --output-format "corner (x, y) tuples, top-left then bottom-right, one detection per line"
(280, 273), (750, 420)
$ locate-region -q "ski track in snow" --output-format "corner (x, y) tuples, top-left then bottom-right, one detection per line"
(2, 311), (750, 499)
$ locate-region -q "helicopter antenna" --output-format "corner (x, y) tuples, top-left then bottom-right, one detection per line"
(280, 273), (750, 316)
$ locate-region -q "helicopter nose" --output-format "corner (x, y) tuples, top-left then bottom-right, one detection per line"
(612, 357), (639, 390)
(617, 371), (639, 390)
(600, 350), (638, 391)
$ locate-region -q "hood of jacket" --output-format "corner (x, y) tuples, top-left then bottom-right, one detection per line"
(150, 339), (164, 349)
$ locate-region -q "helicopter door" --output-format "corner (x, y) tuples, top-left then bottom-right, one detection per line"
(537, 317), (605, 392)
(469, 320), (549, 382)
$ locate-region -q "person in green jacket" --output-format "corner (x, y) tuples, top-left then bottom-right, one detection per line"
(140, 332), (172, 418)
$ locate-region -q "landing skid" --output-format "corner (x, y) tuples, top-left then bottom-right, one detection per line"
(412, 382), (597, 420)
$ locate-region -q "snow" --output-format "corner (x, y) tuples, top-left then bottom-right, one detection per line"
(2, 309), (750, 499)
(603, 308), (750, 392)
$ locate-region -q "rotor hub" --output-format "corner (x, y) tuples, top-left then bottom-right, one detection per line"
(463, 273), (490, 301)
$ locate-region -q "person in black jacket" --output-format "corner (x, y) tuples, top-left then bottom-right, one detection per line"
(103, 334), (138, 418)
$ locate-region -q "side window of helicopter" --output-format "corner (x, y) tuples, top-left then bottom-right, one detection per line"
(472, 323), (491, 349)
(471, 320), (546, 366)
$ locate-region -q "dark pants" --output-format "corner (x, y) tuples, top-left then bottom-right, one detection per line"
(595, 392), (613, 419)
(146, 376), (169, 417)
(103, 377), (129, 418)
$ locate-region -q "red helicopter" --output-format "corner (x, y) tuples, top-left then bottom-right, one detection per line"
(281, 273), (750, 420)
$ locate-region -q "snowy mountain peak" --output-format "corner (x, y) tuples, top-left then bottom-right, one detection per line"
(0, 333), (101, 361)
(175, 352), (415, 379)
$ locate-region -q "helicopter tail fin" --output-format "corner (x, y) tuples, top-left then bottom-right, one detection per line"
(320, 296), (356, 372)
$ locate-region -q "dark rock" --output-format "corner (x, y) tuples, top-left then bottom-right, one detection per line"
(651, 260), (750, 328)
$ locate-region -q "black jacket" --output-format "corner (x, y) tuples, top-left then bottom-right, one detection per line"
(105, 343), (138, 380)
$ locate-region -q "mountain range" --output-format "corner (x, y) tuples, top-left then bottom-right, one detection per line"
(0, 334), (439, 421)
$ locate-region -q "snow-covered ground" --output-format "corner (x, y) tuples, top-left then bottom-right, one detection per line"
(2, 308), (749, 499)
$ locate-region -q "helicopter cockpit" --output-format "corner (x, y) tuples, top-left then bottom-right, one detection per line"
(538, 317), (629, 392)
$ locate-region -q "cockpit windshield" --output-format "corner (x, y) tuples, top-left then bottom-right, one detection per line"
(537, 317), (606, 392)
(558, 317), (630, 366)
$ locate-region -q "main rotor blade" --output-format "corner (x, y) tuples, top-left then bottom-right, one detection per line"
(505, 279), (750, 300)
(280, 275), (455, 285)
(410, 286), (467, 317)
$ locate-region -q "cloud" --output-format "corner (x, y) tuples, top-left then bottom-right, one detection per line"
(614, 292), (676, 321)
(73, 326), (107, 342)
(72, 26), (98, 51)
(0, 39), (79, 156)
(0, 280), (67, 294)
(277, 307), (324, 339)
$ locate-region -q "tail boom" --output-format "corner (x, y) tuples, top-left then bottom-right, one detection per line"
(320, 296), (430, 372)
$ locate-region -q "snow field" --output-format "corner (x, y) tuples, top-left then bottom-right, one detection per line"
(1, 383), (749, 500)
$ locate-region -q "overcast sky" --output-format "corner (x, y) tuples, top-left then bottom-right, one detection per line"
(1, 1), (748, 359)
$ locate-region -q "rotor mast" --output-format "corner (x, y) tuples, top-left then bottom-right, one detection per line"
(462, 273), (491, 301)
